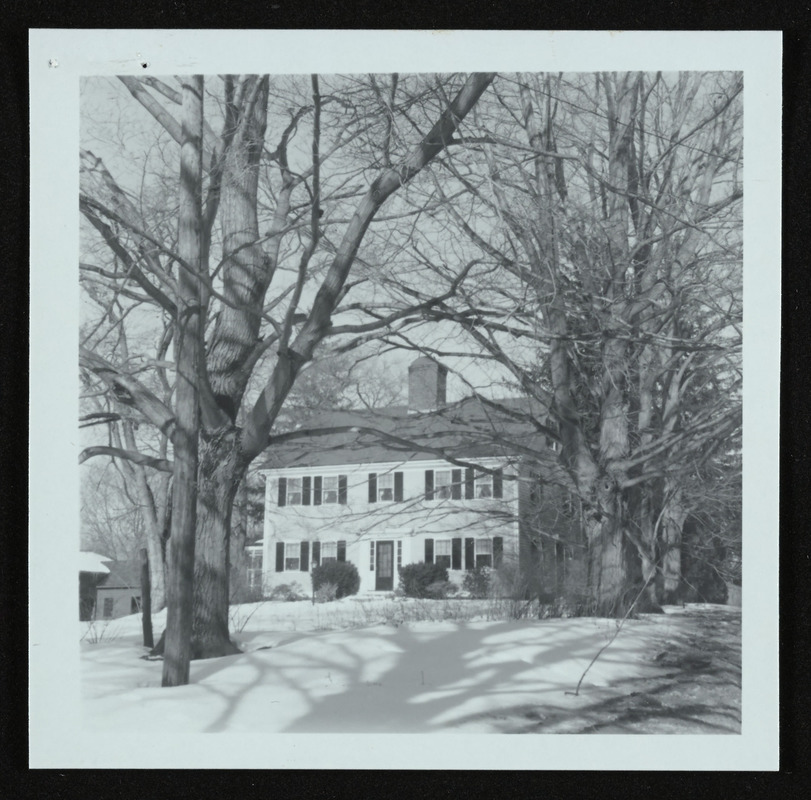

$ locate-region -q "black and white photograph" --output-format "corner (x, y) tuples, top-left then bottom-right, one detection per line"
(29, 30), (780, 769)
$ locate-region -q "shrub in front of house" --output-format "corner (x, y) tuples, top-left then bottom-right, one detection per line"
(398, 561), (449, 598)
(269, 582), (307, 602)
(311, 560), (360, 599)
(427, 580), (459, 599)
(462, 566), (492, 598)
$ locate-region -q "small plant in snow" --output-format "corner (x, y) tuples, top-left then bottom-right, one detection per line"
(314, 582), (338, 604)
(312, 561), (360, 599)
(229, 600), (267, 633)
(80, 619), (119, 644)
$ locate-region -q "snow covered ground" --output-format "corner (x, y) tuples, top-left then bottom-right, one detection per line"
(80, 598), (741, 735)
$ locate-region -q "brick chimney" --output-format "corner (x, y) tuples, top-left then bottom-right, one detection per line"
(408, 357), (447, 413)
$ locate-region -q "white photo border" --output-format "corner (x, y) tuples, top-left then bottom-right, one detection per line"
(29, 29), (781, 769)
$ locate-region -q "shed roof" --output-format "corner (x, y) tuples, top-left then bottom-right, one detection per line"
(98, 559), (142, 589)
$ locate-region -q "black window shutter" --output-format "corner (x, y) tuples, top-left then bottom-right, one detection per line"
(493, 536), (504, 568)
(451, 538), (462, 570)
(300, 541), (310, 571)
(302, 476), (311, 506)
(278, 477), (287, 507)
(368, 473), (377, 503)
(425, 470), (434, 500)
(451, 469), (462, 500)
(312, 541), (321, 566)
(493, 468), (503, 498)
(425, 538), (434, 563)
(338, 475), (347, 504)
(394, 471), (404, 502)
(464, 538), (475, 570)
(465, 467), (475, 499)
(313, 476), (322, 505)
(337, 540), (346, 562)
(275, 542), (284, 572)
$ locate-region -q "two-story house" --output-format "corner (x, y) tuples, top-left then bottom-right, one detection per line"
(257, 357), (580, 596)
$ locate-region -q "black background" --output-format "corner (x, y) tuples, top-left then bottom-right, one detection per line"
(1, 3), (806, 796)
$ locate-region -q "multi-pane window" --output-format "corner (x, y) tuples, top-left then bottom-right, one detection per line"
(476, 472), (493, 498)
(397, 540), (402, 570)
(279, 475), (347, 506)
(247, 550), (263, 588)
(475, 538), (493, 568)
(435, 539), (452, 569)
(286, 478), (303, 506)
(370, 541), (375, 571)
(285, 542), (300, 571)
(102, 598), (114, 618)
(378, 473), (394, 502)
(434, 470), (452, 499)
(322, 476), (339, 504)
(321, 542), (338, 562)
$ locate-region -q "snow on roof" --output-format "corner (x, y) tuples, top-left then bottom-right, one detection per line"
(99, 560), (142, 589)
(79, 551), (111, 574)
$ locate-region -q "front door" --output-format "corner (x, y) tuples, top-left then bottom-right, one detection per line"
(375, 541), (394, 591)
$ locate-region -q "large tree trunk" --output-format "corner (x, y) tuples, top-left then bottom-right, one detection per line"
(585, 482), (633, 616)
(187, 78), (269, 659)
(190, 432), (243, 658)
(180, 73), (496, 657)
(661, 483), (687, 603)
(636, 492), (661, 610)
(162, 75), (204, 687)
(588, 516), (630, 616)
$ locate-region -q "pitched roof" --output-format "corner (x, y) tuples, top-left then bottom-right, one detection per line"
(98, 559), (142, 589)
(258, 394), (561, 471)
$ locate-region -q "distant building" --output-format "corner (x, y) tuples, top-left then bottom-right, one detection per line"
(256, 357), (580, 596)
(79, 554), (142, 620)
(79, 551), (110, 621)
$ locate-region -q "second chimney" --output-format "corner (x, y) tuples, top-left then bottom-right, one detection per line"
(408, 357), (447, 413)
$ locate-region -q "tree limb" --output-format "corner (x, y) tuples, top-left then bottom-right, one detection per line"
(79, 445), (173, 473)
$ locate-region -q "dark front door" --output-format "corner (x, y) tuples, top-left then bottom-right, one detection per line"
(375, 541), (394, 591)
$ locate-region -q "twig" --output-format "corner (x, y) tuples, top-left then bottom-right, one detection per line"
(565, 571), (656, 697)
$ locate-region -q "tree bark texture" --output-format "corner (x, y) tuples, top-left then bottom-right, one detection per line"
(191, 431), (243, 658)
(140, 547), (154, 649)
(162, 75), (204, 688)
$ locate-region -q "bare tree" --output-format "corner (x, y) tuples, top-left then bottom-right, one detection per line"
(79, 72), (495, 672)
(350, 72), (743, 614)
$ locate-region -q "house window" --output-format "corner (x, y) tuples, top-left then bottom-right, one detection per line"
(322, 476), (339, 504)
(435, 539), (452, 569)
(285, 542), (300, 571)
(370, 541), (375, 571)
(247, 550), (263, 588)
(286, 478), (303, 506)
(321, 542), (337, 562)
(475, 538), (493, 568)
(102, 597), (114, 618)
(476, 472), (493, 499)
(434, 470), (452, 500)
(130, 596), (141, 614)
(397, 540), (402, 570)
(378, 473), (394, 502)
